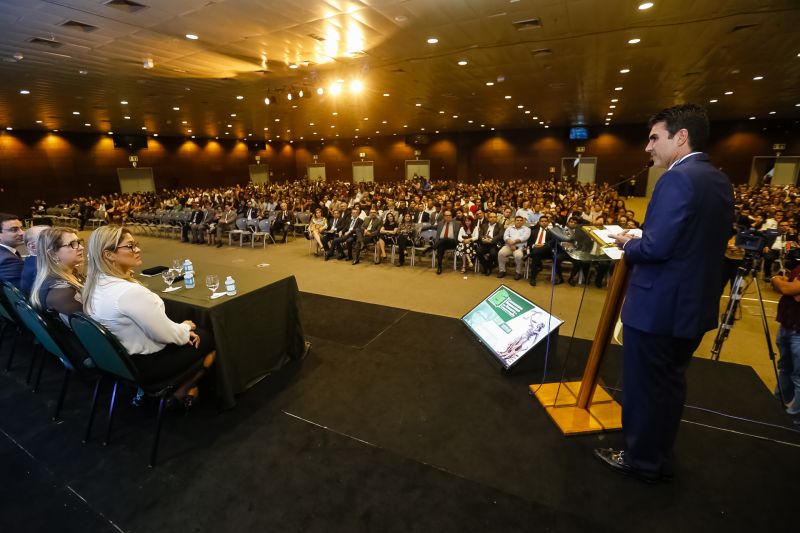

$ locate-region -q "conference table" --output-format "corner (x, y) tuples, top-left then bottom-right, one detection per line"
(139, 263), (308, 409)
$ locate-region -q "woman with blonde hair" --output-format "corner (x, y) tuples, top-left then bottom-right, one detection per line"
(83, 226), (215, 406)
(307, 207), (328, 255)
(29, 227), (85, 322)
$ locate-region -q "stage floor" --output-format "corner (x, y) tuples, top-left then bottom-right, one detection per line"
(0, 292), (797, 532)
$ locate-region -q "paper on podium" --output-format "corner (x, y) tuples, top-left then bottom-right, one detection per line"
(603, 247), (624, 260)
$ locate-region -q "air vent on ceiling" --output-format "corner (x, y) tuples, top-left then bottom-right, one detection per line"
(104, 0), (147, 13)
(513, 18), (542, 31)
(731, 23), (759, 33)
(29, 37), (63, 48)
(61, 20), (98, 32)
(307, 33), (326, 42)
(531, 48), (552, 57)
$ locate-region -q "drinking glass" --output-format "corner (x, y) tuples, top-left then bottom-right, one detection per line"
(172, 259), (182, 273)
(205, 274), (219, 297)
(162, 268), (176, 290)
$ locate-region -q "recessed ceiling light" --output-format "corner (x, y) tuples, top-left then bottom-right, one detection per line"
(724, 91), (733, 95)
(486, 81), (494, 86)
(439, 110), (445, 114)
(274, 118), (280, 122)
(173, 106), (180, 111)
(504, 95), (512, 99)
(363, 117), (369, 121)
(120, 100), (128, 104)
(614, 86), (623, 91)
(124, 116), (131, 120)
(236, 95), (244, 100)
(796, 103), (800, 107)
(309, 122), (315, 126)
(332, 112), (338, 116)
(330, 125), (335, 128)
(107, 131), (113, 135)
(517, 105), (524, 109)
(538, 122), (544, 125)
(609, 105), (616, 108)
(420, 128), (425, 131)
(457, 60), (468, 66)
(6, 127), (12, 131)
(383, 93), (390, 97)
(227, 124), (233, 127)
(620, 68), (630, 74)
(404, 125), (408, 128)
(628, 38), (641, 44)
(468, 120), (474, 124)
(533, 116), (539, 119)
(415, 103), (422, 107)
(186, 34), (199, 40)
(191, 135), (196, 139)
(638, 2), (654, 10)
(53, 129), (58, 132)
(427, 38), (438, 44)
(78, 70), (88, 75)
(35, 120), (42, 124)
(381, 120), (387, 124)
(230, 113), (237, 117)
(84, 123), (91, 126)
(753, 75), (764, 80)
(452, 115), (459, 119)
(182, 120), (188, 124)
(187, 129), (192, 133)
(749, 116), (756, 120)
(317, 87), (324, 95)
(709, 99), (718, 103)
(524, 110), (531, 114)
(72, 111), (80, 115)
(19, 89), (30, 95)
(607, 112), (614, 116)
(611, 98), (619, 102)
(288, 64), (298, 69)
(141, 127), (146, 130)
(264, 97), (271, 105)
(769, 111), (776, 115)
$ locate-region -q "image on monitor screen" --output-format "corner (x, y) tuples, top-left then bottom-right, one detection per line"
(569, 127), (588, 140)
(462, 285), (564, 369)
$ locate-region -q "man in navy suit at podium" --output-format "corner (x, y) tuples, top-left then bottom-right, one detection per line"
(595, 104), (734, 483)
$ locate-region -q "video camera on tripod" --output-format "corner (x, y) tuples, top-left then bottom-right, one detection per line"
(734, 226), (778, 254)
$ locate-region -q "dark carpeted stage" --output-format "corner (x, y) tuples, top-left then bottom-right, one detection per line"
(0, 293), (797, 532)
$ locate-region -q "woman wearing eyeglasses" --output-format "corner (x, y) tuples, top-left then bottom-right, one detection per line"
(83, 226), (216, 407)
(29, 227), (86, 323)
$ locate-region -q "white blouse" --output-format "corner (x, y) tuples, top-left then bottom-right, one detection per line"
(457, 226), (479, 242)
(87, 274), (190, 355)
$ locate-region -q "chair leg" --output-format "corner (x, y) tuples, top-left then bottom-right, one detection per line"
(33, 349), (47, 393)
(83, 376), (102, 443)
(103, 380), (119, 446)
(26, 344), (41, 385)
(4, 329), (18, 372)
(149, 395), (167, 468)
(53, 368), (70, 421)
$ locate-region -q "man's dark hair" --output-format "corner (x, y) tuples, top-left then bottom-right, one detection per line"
(649, 103), (710, 152)
(0, 213), (20, 228)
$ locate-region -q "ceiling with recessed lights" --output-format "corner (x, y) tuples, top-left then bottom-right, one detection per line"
(0, 0), (798, 141)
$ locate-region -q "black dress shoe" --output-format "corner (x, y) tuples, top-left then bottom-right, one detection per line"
(568, 277), (577, 287)
(593, 448), (661, 484)
(529, 278), (537, 286)
(436, 265), (442, 275)
(352, 257), (360, 265)
(514, 273), (522, 281)
(324, 253), (332, 261)
(497, 271), (506, 279)
(553, 277), (564, 285)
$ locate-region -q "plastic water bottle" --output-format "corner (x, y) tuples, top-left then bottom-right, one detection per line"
(183, 259), (193, 274)
(225, 275), (236, 296)
(184, 270), (195, 289)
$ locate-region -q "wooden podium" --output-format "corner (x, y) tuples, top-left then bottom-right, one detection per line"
(531, 255), (629, 435)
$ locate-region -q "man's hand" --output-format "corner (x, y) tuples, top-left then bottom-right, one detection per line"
(188, 331), (201, 348)
(611, 229), (637, 248)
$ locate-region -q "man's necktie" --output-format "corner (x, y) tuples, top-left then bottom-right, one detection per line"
(14, 250), (21, 258)
(444, 223), (449, 239)
(536, 229), (545, 245)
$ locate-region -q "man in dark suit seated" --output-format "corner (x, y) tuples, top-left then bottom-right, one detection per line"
(322, 209), (344, 254)
(354, 208), (383, 265)
(433, 210), (461, 275)
(596, 103), (734, 484)
(20, 225), (49, 295)
(0, 213), (25, 289)
(271, 202), (293, 243)
(328, 207), (362, 261)
(183, 203), (203, 242)
(527, 215), (562, 286)
(476, 212), (503, 276)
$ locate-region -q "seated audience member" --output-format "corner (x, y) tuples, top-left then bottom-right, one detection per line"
(376, 212), (397, 264)
(308, 208), (328, 255)
(497, 216), (530, 280)
(271, 202), (293, 243)
(434, 210), (461, 275)
(20, 225), (49, 295)
(328, 207), (362, 262)
(395, 213), (415, 267)
(477, 212), (503, 276)
(183, 203), (202, 243)
(214, 201), (238, 248)
(83, 226), (216, 406)
(455, 216), (478, 273)
(192, 201), (216, 244)
(0, 213), (25, 289)
(527, 215), (563, 286)
(356, 208), (383, 264)
(322, 209), (343, 254)
(763, 221), (795, 279)
(29, 227), (85, 323)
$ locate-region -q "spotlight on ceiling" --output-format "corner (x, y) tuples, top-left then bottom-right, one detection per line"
(264, 96), (271, 105)
(329, 82), (342, 96)
(350, 79), (363, 94)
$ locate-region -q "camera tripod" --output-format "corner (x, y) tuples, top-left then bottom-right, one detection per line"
(710, 249), (785, 404)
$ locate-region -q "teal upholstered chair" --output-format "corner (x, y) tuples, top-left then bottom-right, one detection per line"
(69, 312), (203, 468)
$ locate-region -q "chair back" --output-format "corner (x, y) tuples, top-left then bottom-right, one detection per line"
(257, 218), (271, 232)
(70, 313), (138, 382)
(13, 299), (77, 371)
(0, 281), (24, 325)
(235, 218), (248, 230)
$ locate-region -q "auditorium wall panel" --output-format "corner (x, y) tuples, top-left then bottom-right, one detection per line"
(1, 119), (797, 213)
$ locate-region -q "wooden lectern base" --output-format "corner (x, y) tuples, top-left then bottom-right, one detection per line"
(531, 381), (622, 435)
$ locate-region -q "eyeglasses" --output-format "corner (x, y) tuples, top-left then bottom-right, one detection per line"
(59, 239), (85, 250)
(116, 241), (140, 252)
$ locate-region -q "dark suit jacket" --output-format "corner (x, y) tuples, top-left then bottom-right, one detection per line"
(478, 222), (503, 249)
(433, 220), (462, 244)
(338, 215), (363, 239)
(621, 153), (734, 339)
(325, 217), (345, 235)
(20, 254), (37, 295)
(0, 247), (24, 289)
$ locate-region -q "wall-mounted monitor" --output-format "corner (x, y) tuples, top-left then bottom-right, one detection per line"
(569, 127), (589, 140)
(112, 134), (148, 150)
